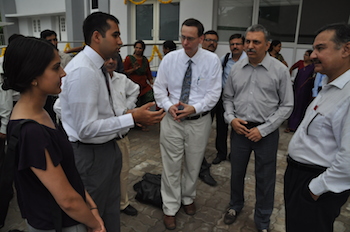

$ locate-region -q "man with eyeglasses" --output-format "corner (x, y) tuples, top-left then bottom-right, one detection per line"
(202, 30), (219, 52)
(154, 18), (221, 230)
(196, 30), (219, 187)
(40, 29), (72, 68)
(222, 24), (293, 232)
(212, 34), (247, 165)
(284, 23), (350, 232)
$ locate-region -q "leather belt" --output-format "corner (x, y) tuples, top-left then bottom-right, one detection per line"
(244, 121), (263, 129)
(185, 111), (210, 120)
(116, 133), (128, 141)
(287, 155), (326, 172)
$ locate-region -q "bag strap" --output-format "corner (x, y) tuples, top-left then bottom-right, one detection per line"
(222, 53), (230, 69)
(2, 119), (62, 232)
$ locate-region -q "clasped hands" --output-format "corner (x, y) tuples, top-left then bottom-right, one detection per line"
(231, 118), (262, 142)
(169, 102), (196, 122)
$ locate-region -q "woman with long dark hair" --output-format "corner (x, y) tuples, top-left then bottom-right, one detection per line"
(268, 40), (288, 67)
(124, 40), (154, 107)
(285, 50), (315, 133)
(2, 37), (105, 232)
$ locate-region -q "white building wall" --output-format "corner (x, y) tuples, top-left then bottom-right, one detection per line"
(14, 0), (65, 15)
(180, 0), (214, 38)
(110, 0), (129, 59)
(18, 18), (31, 36)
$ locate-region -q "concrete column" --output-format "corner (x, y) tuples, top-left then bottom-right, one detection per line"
(65, 0), (86, 47)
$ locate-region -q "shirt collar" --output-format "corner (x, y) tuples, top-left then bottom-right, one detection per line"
(326, 69), (350, 89)
(181, 47), (204, 65)
(241, 52), (269, 70)
(229, 51), (248, 63)
(82, 45), (105, 70)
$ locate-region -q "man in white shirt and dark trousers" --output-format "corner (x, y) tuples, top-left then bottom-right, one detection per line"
(104, 56), (140, 216)
(199, 29), (220, 187)
(222, 24), (293, 232)
(59, 12), (165, 232)
(153, 18), (221, 230)
(284, 23), (350, 232)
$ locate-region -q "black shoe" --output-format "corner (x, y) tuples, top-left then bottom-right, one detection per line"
(224, 208), (238, 225)
(212, 156), (224, 165)
(199, 171), (217, 186)
(121, 204), (138, 216)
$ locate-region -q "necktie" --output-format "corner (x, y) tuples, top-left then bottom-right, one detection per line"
(101, 66), (116, 116)
(179, 60), (192, 109)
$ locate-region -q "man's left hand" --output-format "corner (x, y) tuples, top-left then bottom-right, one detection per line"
(246, 127), (262, 142)
(309, 190), (319, 201)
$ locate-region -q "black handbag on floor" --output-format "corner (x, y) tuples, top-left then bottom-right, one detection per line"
(133, 173), (162, 208)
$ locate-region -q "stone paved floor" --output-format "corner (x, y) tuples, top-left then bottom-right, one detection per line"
(1, 121), (350, 232)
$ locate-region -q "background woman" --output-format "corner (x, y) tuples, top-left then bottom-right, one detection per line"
(124, 40), (154, 107)
(268, 40), (288, 67)
(285, 49), (315, 133)
(289, 49), (313, 75)
(2, 37), (105, 232)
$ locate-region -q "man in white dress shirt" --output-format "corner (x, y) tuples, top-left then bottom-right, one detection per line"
(284, 23), (350, 232)
(153, 18), (221, 230)
(59, 12), (165, 232)
(104, 56), (139, 216)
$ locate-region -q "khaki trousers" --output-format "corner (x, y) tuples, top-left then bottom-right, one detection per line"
(160, 113), (212, 216)
(116, 136), (131, 210)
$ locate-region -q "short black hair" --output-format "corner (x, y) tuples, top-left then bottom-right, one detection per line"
(317, 23), (350, 49)
(2, 37), (57, 93)
(40, 29), (57, 39)
(204, 30), (219, 40)
(83, 12), (120, 45)
(163, 40), (176, 51)
(229, 34), (245, 43)
(182, 18), (204, 37)
(8, 33), (25, 44)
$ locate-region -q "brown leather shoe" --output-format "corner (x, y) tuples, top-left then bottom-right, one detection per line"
(163, 215), (176, 230)
(183, 202), (196, 215)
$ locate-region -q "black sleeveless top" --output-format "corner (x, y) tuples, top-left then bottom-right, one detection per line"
(7, 120), (85, 229)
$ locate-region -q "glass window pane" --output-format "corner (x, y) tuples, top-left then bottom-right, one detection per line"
(159, 3), (179, 41)
(217, 0), (253, 41)
(258, 0), (300, 42)
(136, 4), (153, 40)
(92, 0), (98, 9)
(298, 0), (350, 44)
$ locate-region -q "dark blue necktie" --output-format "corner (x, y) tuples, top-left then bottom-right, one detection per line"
(179, 59), (192, 107)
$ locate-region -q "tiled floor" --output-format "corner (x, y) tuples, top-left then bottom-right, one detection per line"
(1, 121), (349, 232)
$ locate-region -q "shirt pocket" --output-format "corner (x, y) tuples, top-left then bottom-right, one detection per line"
(193, 70), (209, 95)
(306, 113), (325, 137)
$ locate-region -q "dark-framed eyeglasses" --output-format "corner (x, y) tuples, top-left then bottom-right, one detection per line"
(204, 38), (218, 43)
(180, 35), (197, 42)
